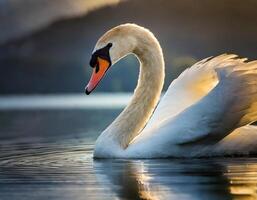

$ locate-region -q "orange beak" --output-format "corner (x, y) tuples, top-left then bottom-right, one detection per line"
(85, 57), (111, 94)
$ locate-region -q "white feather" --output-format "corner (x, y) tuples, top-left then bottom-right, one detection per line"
(92, 24), (257, 158)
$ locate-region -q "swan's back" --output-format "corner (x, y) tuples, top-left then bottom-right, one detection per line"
(130, 54), (257, 157)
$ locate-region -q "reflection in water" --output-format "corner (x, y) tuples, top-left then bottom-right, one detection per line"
(1, 139), (257, 200)
(0, 107), (257, 200)
(226, 164), (257, 200)
(94, 159), (257, 200)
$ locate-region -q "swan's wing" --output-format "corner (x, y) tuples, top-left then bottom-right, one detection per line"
(215, 125), (257, 155)
(145, 54), (247, 130)
(154, 60), (257, 145)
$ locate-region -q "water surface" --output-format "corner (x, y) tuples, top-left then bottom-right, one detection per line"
(0, 95), (257, 200)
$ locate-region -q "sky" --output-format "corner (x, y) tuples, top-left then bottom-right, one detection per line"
(0, 0), (257, 94)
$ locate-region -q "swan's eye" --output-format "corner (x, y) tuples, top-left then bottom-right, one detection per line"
(90, 43), (112, 68)
(107, 43), (113, 48)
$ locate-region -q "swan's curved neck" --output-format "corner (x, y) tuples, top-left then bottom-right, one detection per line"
(94, 28), (165, 156)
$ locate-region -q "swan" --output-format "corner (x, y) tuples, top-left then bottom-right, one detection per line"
(85, 23), (257, 158)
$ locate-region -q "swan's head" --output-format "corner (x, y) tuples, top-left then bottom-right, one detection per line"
(85, 24), (138, 94)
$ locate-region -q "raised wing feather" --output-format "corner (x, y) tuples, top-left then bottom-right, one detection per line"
(152, 59), (257, 145)
(145, 54), (247, 131)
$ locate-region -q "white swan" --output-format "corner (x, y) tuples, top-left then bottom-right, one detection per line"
(85, 23), (257, 158)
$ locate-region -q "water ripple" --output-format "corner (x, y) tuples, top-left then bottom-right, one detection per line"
(1, 139), (257, 200)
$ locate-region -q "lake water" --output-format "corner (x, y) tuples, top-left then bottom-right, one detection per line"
(0, 94), (257, 200)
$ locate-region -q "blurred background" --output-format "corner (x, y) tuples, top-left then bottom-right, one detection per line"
(0, 0), (257, 142)
(1, 0), (257, 94)
(1, 2), (257, 200)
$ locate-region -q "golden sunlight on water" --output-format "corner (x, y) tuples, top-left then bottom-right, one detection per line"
(129, 161), (257, 200)
(1, 137), (257, 200)
(133, 162), (173, 200)
(225, 164), (257, 200)
(0, 105), (257, 200)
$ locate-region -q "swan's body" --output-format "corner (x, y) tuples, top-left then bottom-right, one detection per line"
(85, 24), (257, 158)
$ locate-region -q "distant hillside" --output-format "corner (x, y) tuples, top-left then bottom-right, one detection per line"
(0, 0), (257, 94)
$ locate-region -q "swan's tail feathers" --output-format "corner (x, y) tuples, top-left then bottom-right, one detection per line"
(216, 59), (257, 129)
